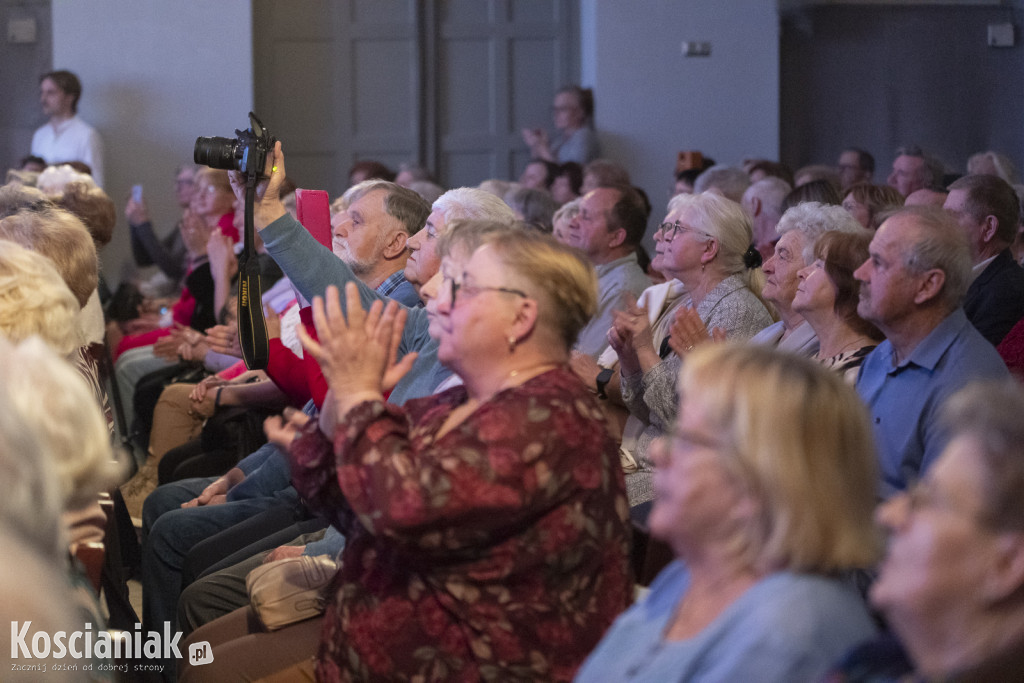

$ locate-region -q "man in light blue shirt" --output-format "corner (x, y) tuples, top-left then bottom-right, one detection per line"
(854, 206), (1007, 498)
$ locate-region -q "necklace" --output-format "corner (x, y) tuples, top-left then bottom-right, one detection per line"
(829, 336), (873, 359)
(504, 362), (560, 386)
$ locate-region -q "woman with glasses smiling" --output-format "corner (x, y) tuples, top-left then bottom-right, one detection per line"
(605, 192), (773, 508)
(201, 221), (633, 681)
(578, 344), (880, 682)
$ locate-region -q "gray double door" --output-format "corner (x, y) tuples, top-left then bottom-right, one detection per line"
(254, 0), (579, 195)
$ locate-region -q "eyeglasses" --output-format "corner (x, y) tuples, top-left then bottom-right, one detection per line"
(658, 220), (710, 242)
(446, 274), (528, 306)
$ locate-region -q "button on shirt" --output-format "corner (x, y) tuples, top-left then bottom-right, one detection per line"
(856, 308), (1007, 498)
(31, 115), (104, 187)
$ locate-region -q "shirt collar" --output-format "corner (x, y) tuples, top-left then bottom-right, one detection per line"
(971, 253), (998, 281)
(376, 269), (408, 297)
(594, 251), (639, 276)
(891, 308), (970, 373)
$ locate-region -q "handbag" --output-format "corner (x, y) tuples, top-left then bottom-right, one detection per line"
(246, 555), (339, 631)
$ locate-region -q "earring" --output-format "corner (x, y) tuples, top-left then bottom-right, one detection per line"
(701, 263), (705, 273)
(508, 336), (517, 352)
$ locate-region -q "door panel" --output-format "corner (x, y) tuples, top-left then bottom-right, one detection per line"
(253, 0), (577, 194)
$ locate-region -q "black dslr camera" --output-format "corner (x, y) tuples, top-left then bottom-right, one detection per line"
(193, 112), (275, 370)
(193, 112), (274, 182)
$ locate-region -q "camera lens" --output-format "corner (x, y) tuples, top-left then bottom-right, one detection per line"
(194, 136), (239, 171)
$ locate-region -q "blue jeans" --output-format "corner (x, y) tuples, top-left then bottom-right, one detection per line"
(140, 480), (300, 653)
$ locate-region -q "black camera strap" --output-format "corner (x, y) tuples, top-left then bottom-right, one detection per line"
(237, 181), (269, 369)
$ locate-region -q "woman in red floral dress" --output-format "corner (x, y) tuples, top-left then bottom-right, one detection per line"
(284, 222), (632, 681)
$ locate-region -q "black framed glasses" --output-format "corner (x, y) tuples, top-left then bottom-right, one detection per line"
(658, 220), (710, 242)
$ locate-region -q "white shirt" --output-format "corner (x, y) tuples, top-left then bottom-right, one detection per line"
(31, 115), (104, 187)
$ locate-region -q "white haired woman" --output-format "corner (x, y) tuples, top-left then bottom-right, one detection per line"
(608, 192), (773, 507)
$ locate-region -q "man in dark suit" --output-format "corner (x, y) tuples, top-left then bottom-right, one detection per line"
(944, 174), (1024, 346)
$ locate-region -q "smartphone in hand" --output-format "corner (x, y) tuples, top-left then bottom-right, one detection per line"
(131, 184), (143, 203)
(295, 188), (331, 250)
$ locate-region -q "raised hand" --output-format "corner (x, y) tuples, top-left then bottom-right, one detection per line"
(228, 140), (287, 230)
(608, 294), (653, 377)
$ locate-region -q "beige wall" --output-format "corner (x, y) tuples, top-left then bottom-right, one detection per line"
(53, 0), (253, 285)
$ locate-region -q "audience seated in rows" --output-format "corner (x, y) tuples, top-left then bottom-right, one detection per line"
(9, 104), (1024, 683)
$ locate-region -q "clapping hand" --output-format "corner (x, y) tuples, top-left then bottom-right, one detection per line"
(608, 294), (653, 377)
(666, 306), (725, 357)
(297, 283), (417, 419)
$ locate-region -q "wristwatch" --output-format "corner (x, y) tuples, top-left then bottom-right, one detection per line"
(595, 368), (614, 400)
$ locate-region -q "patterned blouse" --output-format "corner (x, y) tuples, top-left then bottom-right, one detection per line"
(818, 344), (877, 385)
(289, 366), (633, 682)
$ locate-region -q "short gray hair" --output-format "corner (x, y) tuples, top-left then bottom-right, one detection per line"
(743, 177), (792, 222)
(552, 197), (581, 225)
(776, 202), (866, 263)
(0, 336), (121, 511)
(693, 165), (751, 204)
(432, 187), (516, 231)
(894, 205), (972, 310)
(349, 180), (429, 237)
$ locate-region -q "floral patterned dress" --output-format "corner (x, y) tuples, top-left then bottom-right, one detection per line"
(289, 366), (633, 682)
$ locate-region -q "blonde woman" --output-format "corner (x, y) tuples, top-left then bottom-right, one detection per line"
(578, 344), (880, 682)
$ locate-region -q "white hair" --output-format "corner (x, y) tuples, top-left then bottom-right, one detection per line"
(433, 187), (516, 230)
(36, 164), (98, 196)
(693, 165), (751, 203)
(776, 201), (867, 263)
(743, 177), (792, 222)
(0, 336), (122, 512)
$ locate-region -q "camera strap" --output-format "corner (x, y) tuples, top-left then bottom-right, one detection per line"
(237, 181), (269, 369)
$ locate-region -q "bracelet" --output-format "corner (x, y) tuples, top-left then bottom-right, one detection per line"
(214, 386), (225, 410)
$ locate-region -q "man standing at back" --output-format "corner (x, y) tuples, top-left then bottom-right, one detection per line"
(31, 70), (104, 187)
(854, 206), (1007, 498)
